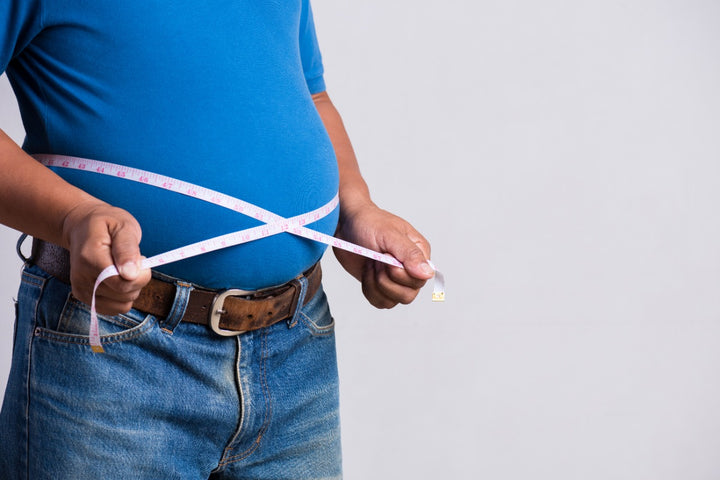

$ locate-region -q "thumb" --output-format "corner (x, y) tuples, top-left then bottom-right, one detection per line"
(387, 232), (434, 280)
(110, 223), (143, 281)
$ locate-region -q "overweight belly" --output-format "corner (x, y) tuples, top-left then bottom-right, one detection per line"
(50, 122), (340, 290)
(135, 170), (340, 290)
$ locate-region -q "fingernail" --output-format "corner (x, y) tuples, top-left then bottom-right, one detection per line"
(420, 262), (435, 276)
(119, 261), (139, 278)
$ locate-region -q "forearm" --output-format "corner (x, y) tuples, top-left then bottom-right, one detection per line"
(0, 129), (103, 247)
(311, 91), (374, 220)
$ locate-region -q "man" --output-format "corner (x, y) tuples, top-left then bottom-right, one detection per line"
(0, 1), (434, 478)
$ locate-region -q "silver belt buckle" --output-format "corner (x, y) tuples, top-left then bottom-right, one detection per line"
(210, 288), (253, 336)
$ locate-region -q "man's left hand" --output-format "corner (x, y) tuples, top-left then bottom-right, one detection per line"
(333, 203), (434, 308)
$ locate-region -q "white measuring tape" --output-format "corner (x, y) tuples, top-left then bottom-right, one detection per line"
(35, 154), (445, 352)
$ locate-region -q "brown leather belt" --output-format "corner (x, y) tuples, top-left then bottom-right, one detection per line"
(30, 239), (322, 335)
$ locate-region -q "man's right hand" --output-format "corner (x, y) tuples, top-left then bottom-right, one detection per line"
(61, 201), (151, 315)
(0, 129), (150, 314)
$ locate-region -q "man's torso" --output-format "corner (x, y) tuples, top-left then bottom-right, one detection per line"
(3, 0), (339, 289)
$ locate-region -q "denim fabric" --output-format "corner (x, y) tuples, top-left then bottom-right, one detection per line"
(0, 264), (342, 479)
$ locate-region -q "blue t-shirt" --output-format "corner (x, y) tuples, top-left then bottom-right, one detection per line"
(0, 0), (339, 289)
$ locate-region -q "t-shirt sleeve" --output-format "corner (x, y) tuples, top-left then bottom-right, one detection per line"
(298, 0), (326, 94)
(0, 0), (44, 73)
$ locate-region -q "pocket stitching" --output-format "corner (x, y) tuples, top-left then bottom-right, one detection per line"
(35, 313), (156, 346)
(298, 310), (335, 337)
(21, 269), (47, 287)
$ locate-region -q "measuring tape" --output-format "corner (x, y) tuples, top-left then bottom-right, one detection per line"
(35, 154), (445, 352)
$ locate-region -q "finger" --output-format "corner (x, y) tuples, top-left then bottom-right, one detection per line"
(96, 278), (145, 302)
(100, 264), (151, 294)
(95, 269), (151, 314)
(110, 221), (144, 281)
(373, 264), (422, 305)
(93, 294), (136, 316)
(361, 262), (399, 309)
(383, 230), (434, 281)
(70, 286), (138, 316)
(386, 264), (428, 290)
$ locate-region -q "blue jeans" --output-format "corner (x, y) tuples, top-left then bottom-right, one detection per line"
(0, 264), (342, 479)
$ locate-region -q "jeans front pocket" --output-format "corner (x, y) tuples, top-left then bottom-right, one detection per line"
(34, 290), (156, 348)
(298, 286), (335, 337)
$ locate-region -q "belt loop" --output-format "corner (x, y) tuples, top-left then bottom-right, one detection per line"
(16, 233), (30, 263)
(160, 281), (194, 334)
(287, 275), (308, 329)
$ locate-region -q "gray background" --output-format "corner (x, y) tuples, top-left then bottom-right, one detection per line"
(2, 0), (720, 478)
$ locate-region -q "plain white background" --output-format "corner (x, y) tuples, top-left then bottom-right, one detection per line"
(2, 0), (720, 478)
